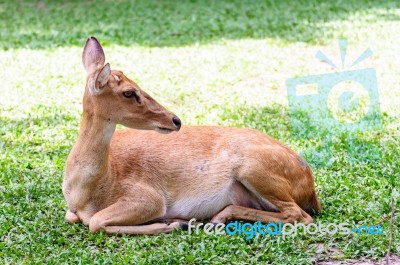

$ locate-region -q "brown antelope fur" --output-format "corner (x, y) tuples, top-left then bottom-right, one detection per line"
(62, 37), (321, 235)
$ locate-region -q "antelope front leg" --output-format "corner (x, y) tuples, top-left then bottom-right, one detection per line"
(89, 200), (184, 235)
(65, 209), (81, 223)
(88, 187), (186, 235)
(104, 222), (184, 235)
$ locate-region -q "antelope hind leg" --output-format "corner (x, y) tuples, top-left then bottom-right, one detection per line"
(211, 204), (312, 224)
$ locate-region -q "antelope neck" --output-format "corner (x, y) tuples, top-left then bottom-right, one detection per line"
(73, 111), (116, 176)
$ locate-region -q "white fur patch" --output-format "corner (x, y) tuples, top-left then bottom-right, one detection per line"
(103, 122), (116, 142)
(112, 74), (120, 82)
(165, 181), (233, 219)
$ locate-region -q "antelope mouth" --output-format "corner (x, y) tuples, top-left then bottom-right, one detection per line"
(155, 126), (175, 134)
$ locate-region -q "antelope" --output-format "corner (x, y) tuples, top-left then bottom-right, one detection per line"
(62, 37), (321, 235)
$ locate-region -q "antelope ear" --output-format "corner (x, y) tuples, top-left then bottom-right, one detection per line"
(89, 63), (111, 95)
(82, 36), (105, 75)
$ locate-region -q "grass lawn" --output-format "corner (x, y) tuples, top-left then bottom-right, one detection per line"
(1, 0), (399, 264)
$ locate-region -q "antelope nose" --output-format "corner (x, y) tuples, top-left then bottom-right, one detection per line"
(172, 116), (181, 131)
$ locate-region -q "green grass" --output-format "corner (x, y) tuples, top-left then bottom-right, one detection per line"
(1, 0), (399, 264)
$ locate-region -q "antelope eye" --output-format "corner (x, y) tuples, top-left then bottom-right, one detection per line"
(123, 91), (134, 98)
(123, 90), (142, 104)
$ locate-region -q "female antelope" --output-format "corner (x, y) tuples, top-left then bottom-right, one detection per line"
(62, 37), (321, 234)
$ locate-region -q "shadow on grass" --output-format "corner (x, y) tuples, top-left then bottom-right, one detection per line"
(1, 0), (399, 49)
(0, 105), (79, 185)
